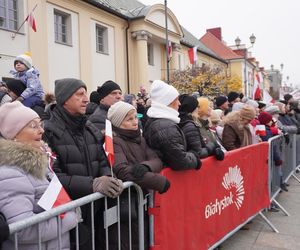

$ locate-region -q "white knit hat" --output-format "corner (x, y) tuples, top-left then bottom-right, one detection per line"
(150, 80), (179, 106)
(15, 53), (32, 69)
(107, 101), (135, 127)
(0, 102), (39, 139)
(246, 99), (259, 108)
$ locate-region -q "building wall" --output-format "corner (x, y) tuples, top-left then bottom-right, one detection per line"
(148, 42), (162, 84)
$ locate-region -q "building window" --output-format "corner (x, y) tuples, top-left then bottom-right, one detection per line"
(96, 24), (108, 54)
(0, 0), (18, 31)
(147, 43), (154, 66)
(54, 9), (72, 45)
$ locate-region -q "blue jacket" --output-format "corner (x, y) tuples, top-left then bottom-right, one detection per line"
(10, 67), (44, 99)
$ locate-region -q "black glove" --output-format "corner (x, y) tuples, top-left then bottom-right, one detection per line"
(205, 142), (216, 155)
(190, 150), (202, 170)
(132, 164), (150, 178)
(284, 133), (290, 145)
(159, 179), (171, 194)
(214, 147), (225, 161)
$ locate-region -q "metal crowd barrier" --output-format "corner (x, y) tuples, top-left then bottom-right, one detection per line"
(8, 181), (146, 250)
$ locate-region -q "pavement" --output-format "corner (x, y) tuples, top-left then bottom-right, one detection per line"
(219, 173), (300, 250)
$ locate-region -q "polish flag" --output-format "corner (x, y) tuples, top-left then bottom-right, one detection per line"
(188, 46), (198, 64)
(26, 13), (37, 32)
(105, 119), (114, 167)
(168, 41), (172, 61)
(255, 124), (266, 136)
(263, 89), (275, 104)
(37, 174), (71, 218)
(253, 73), (262, 100)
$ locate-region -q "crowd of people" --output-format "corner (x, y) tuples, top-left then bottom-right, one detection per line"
(0, 53), (300, 249)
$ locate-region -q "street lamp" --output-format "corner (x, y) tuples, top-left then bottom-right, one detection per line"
(270, 64), (274, 71)
(280, 63), (284, 71)
(235, 34), (256, 97)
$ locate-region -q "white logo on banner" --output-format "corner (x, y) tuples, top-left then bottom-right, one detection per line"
(205, 166), (245, 219)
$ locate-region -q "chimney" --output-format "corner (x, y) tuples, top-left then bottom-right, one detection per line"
(207, 27), (222, 41)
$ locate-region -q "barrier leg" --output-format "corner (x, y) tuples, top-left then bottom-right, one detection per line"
(272, 199), (290, 216)
(258, 211), (279, 233)
(292, 173), (300, 183)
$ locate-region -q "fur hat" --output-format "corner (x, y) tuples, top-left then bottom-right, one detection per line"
(258, 111), (273, 125)
(150, 80), (179, 106)
(215, 96), (228, 107)
(178, 94), (198, 114)
(0, 102), (39, 139)
(6, 79), (26, 97)
(107, 101), (135, 127)
(14, 53), (32, 69)
(265, 105), (280, 115)
(198, 97), (210, 117)
(55, 78), (87, 105)
(227, 91), (240, 103)
(97, 80), (121, 100)
(240, 105), (255, 121)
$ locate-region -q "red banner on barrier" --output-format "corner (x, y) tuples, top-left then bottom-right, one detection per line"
(151, 143), (270, 250)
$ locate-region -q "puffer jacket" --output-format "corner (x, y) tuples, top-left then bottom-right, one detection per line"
(0, 139), (77, 250)
(112, 127), (167, 193)
(88, 103), (109, 131)
(144, 117), (200, 171)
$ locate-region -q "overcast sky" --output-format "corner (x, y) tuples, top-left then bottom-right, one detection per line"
(140, 0), (300, 88)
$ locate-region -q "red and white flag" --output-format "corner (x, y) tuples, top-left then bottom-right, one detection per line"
(263, 89), (275, 103)
(37, 174), (71, 217)
(188, 46), (198, 64)
(26, 13), (37, 32)
(255, 124), (266, 136)
(168, 41), (172, 61)
(104, 119), (114, 167)
(253, 72), (262, 100)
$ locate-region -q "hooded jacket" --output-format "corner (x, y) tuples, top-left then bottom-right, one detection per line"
(0, 139), (77, 250)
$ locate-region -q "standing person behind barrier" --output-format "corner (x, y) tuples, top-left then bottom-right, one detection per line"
(222, 105), (256, 151)
(144, 80), (200, 171)
(107, 101), (170, 249)
(86, 91), (101, 117)
(0, 102), (77, 249)
(257, 111), (288, 191)
(274, 102), (298, 134)
(43, 78), (123, 249)
(88, 80), (122, 132)
(196, 97), (225, 160)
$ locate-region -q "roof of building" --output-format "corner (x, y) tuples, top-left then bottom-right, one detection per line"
(200, 31), (243, 60)
(86, 0), (226, 63)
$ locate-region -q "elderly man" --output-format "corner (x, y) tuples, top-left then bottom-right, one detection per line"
(89, 80), (122, 131)
(43, 78), (123, 249)
(143, 80), (200, 171)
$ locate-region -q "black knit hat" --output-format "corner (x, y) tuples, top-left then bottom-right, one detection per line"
(284, 94), (293, 103)
(89, 91), (101, 104)
(6, 79), (26, 97)
(215, 95), (228, 107)
(178, 94), (198, 114)
(227, 91), (240, 103)
(55, 78), (86, 105)
(97, 80), (121, 100)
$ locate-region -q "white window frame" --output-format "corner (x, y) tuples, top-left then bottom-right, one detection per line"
(0, 0), (18, 31)
(96, 24), (108, 54)
(54, 9), (72, 46)
(147, 43), (154, 66)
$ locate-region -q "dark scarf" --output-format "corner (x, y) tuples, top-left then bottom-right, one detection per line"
(112, 126), (141, 143)
(56, 105), (87, 133)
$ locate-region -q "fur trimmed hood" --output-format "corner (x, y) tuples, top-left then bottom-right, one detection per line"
(0, 139), (48, 179)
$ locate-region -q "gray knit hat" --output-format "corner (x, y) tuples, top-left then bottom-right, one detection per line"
(55, 78), (86, 105)
(107, 101), (135, 127)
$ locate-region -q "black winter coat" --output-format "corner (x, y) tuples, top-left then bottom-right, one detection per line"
(88, 103), (109, 131)
(143, 117), (200, 171)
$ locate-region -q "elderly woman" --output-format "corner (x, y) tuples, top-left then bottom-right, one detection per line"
(0, 102), (77, 250)
(222, 105), (256, 151)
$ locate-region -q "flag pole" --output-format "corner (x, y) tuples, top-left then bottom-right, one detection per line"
(164, 0), (170, 84)
(11, 3), (38, 39)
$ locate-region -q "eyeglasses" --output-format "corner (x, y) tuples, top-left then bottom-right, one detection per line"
(28, 121), (44, 130)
